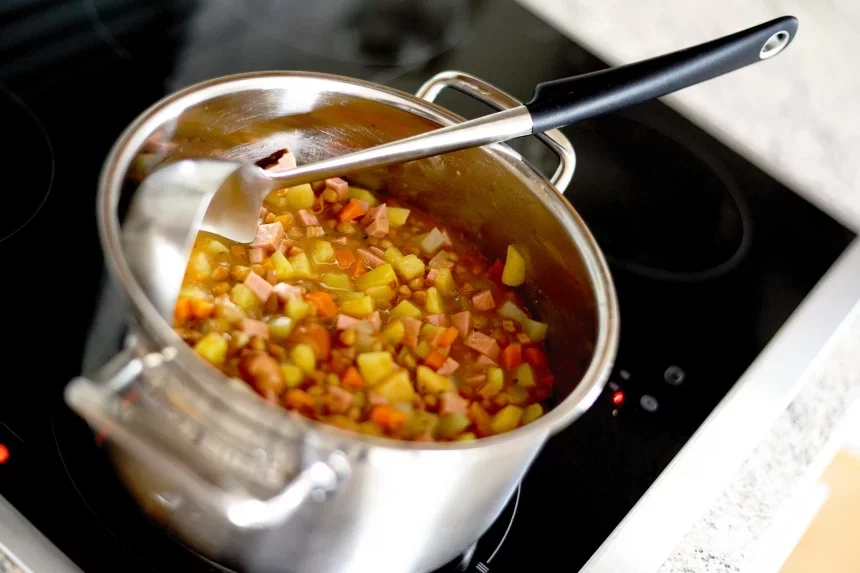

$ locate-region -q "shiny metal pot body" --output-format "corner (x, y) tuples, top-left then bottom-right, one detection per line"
(65, 71), (619, 573)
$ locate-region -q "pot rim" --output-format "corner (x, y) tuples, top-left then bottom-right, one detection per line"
(97, 70), (619, 451)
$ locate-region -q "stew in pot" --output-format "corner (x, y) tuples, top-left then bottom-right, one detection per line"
(173, 149), (553, 441)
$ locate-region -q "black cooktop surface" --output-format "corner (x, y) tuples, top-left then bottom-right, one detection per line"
(0, 1), (854, 573)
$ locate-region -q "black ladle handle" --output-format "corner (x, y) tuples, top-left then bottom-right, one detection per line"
(526, 16), (798, 133)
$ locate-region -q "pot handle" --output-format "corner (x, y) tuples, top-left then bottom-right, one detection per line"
(415, 71), (576, 193)
(65, 347), (350, 529)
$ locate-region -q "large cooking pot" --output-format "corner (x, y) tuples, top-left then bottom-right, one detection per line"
(65, 70), (619, 573)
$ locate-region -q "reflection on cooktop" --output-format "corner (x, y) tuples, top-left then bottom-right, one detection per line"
(0, 86), (54, 243)
(564, 114), (751, 281)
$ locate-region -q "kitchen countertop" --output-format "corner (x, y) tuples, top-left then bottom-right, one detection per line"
(516, 1), (860, 572)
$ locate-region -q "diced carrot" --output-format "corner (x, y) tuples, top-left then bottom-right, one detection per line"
(351, 262), (367, 278)
(524, 348), (547, 369)
(285, 389), (315, 410)
(469, 402), (493, 436)
(434, 326), (459, 347)
(342, 366), (365, 389)
(174, 298), (191, 322)
(335, 249), (356, 269)
(424, 350), (447, 370)
(306, 291), (337, 318)
(338, 199), (365, 223)
(190, 299), (215, 319)
(289, 323), (332, 360)
(500, 343), (523, 370)
(370, 405), (407, 431)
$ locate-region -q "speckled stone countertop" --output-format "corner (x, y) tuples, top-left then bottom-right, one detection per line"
(516, 1), (860, 571)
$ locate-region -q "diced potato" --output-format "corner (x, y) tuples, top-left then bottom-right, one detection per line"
(189, 251), (211, 278)
(502, 245), (526, 287)
(414, 340), (431, 359)
(521, 403), (544, 425)
(281, 363), (304, 388)
(405, 411), (439, 438)
(356, 351), (394, 385)
(397, 347), (418, 371)
(321, 273), (353, 291)
(286, 184), (315, 210)
(436, 413), (471, 439)
(433, 268), (455, 296)
(419, 227), (446, 255)
(387, 207), (411, 228)
(268, 316), (294, 340)
(394, 254), (425, 281)
(365, 285), (396, 302)
(514, 363), (536, 387)
(425, 287), (444, 314)
(456, 432), (477, 441)
(340, 295), (375, 318)
(338, 291), (366, 302)
(382, 319), (405, 346)
(288, 252), (313, 279)
(230, 284), (259, 311)
(523, 318), (548, 341)
(383, 246), (404, 264)
(420, 323), (443, 341)
(270, 250), (294, 281)
(506, 384), (529, 405)
(215, 298), (245, 324)
(428, 251), (450, 269)
(416, 365), (453, 394)
(355, 263), (396, 291)
(499, 300), (528, 323)
(490, 405), (523, 434)
(358, 421), (384, 436)
(348, 186), (379, 206)
(286, 297), (311, 321)
(180, 285), (213, 301)
(201, 237), (229, 255)
(291, 343), (316, 373)
(480, 367), (504, 397)
(390, 300), (422, 320)
(193, 332), (227, 366)
(311, 240), (335, 263)
(374, 370), (416, 403)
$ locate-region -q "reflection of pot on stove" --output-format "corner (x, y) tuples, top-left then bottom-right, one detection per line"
(163, 0), (471, 88)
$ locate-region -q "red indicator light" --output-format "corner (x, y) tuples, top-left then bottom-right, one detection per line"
(0, 444), (9, 464)
(612, 391), (625, 406)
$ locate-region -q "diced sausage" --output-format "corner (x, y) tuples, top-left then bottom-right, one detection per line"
(332, 236), (348, 245)
(356, 199), (369, 214)
(297, 210), (319, 226)
(239, 318), (269, 339)
(244, 271), (274, 301)
(426, 268), (439, 283)
(365, 218), (389, 238)
(441, 229), (453, 247)
(357, 249), (385, 269)
(475, 354), (498, 367)
(466, 374), (487, 386)
(336, 314), (361, 330)
(306, 225), (325, 238)
(252, 222), (285, 251)
(361, 203), (388, 225)
(259, 206), (268, 218)
(426, 314), (448, 327)
(276, 239), (292, 254)
(248, 247), (265, 264)
(273, 282), (304, 302)
(439, 391), (468, 416)
(401, 317), (421, 349)
(368, 392), (389, 406)
(452, 311), (472, 337)
(465, 331), (500, 360)
(325, 177), (349, 201)
(261, 149), (297, 173)
(436, 357), (460, 375)
(472, 290), (495, 311)
(327, 386), (354, 415)
(516, 332), (531, 344)
(369, 246), (385, 258)
(238, 352), (285, 398)
(367, 311), (382, 332)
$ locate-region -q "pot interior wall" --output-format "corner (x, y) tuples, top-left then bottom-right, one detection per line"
(123, 81), (598, 405)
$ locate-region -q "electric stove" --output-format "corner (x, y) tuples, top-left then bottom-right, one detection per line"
(1, 1), (857, 573)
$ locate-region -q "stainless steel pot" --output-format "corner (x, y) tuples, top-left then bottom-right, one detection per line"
(65, 70), (619, 573)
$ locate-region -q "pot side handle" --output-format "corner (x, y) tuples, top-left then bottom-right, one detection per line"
(415, 71), (576, 194)
(65, 347), (350, 529)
